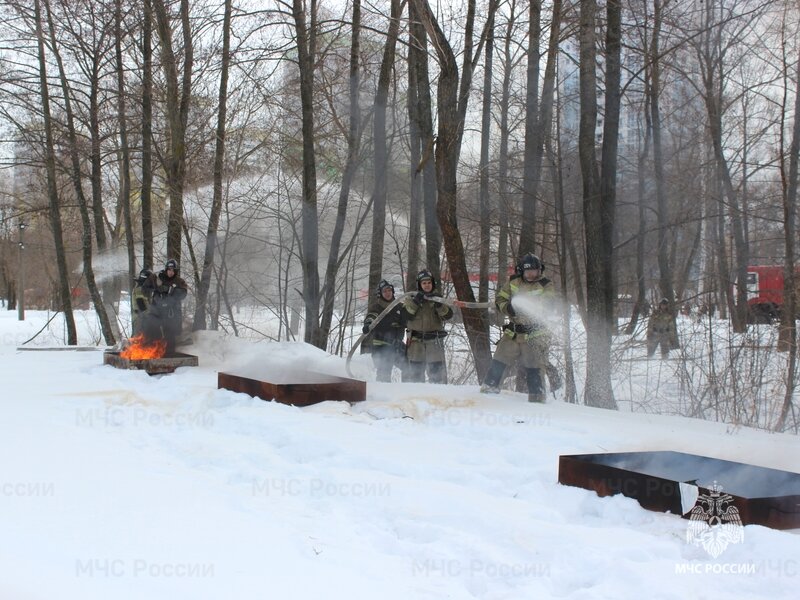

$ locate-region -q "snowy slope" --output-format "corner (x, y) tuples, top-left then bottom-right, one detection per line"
(0, 311), (798, 599)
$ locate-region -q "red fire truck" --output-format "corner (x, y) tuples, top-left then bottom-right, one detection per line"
(742, 265), (800, 322)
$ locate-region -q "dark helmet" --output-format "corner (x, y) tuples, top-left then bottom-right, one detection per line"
(164, 258), (179, 271)
(416, 269), (435, 291)
(516, 253), (544, 276)
(376, 279), (394, 298)
(135, 268), (152, 284)
(659, 298), (669, 307)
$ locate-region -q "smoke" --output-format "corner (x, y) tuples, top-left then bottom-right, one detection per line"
(77, 248), (134, 285)
(510, 293), (564, 335)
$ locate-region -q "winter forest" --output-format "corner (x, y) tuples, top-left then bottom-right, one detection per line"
(0, 0), (799, 431)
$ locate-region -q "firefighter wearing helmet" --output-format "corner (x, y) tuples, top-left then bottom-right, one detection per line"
(131, 268), (153, 335)
(401, 269), (453, 383)
(481, 253), (556, 402)
(361, 279), (406, 381)
(141, 258), (189, 355)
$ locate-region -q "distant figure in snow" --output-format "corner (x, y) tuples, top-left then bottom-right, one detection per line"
(647, 298), (678, 359)
(480, 253), (556, 403)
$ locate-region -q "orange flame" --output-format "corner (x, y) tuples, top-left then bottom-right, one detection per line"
(120, 334), (168, 360)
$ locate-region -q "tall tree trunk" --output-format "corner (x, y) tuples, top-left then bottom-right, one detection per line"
(141, 0), (154, 269)
(650, 0), (674, 307)
(88, 57), (107, 252)
(319, 0), (362, 347)
(193, 0), (232, 331)
(406, 0), (422, 290)
(116, 0), (135, 282)
(519, 0), (541, 253)
(151, 0), (193, 262)
(777, 20), (800, 430)
(292, 0), (321, 347)
(625, 92), (651, 335)
(579, 0), (617, 409)
(43, 0), (115, 345)
(367, 0), (401, 299)
(519, 0), (562, 254)
(648, 0), (678, 344)
(698, 0), (748, 331)
(496, 0), (518, 292)
(34, 0), (77, 345)
(412, 0), (497, 378)
(551, 119), (577, 403)
(477, 9), (494, 304)
(410, 0), (440, 279)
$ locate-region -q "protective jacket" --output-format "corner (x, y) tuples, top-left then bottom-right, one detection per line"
(141, 270), (188, 352)
(364, 296), (406, 348)
(403, 289), (453, 337)
(493, 274), (556, 369)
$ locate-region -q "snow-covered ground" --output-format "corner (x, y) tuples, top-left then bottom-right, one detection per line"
(0, 309), (798, 599)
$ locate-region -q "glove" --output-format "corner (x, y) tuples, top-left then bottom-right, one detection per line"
(413, 291), (426, 305)
(507, 303), (516, 317)
(135, 298), (147, 311)
(362, 323), (371, 334)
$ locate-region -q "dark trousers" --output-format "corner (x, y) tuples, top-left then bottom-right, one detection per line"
(404, 360), (446, 384)
(372, 344), (396, 382)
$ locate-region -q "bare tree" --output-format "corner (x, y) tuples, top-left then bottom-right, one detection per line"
(151, 0), (193, 262)
(578, 0), (619, 409)
(116, 0), (135, 282)
(319, 0), (363, 348)
(477, 7), (495, 304)
(33, 0), (77, 344)
(406, 0), (422, 288)
(367, 0), (402, 299)
(408, 0), (440, 281)
(412, 0), (498, 378)
(192, 0), (232, 331)
(292, 0), (321, 347)
(777, 0), (800, 430)
(43, 0), (116, 344)
(519, 0), (563, 255)
(692, 0), (753, 332)
(141, 0), (154, 268)
(495, 0), (522, 292)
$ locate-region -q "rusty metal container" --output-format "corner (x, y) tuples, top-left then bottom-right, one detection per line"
(218, 371), (366, 406)
(103, 351), (199, 375)
(558, 450), (800, 530)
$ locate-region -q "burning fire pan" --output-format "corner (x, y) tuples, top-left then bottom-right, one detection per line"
(103, 351), (199, 375)
(558, 451), (800, 530)
(218, 371), (366, 406)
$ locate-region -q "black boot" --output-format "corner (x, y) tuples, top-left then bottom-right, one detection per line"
(526, 368), (544, 403)
(480, 360), (507, 393)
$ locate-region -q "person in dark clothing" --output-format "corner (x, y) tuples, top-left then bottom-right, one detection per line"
(141, 258), (188, 355)
(402, 270), (453, 383)
(131, 268), (153, 335)
(362, 279), (406, 382)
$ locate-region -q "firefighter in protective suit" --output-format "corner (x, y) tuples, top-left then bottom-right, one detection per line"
(402, 270), (453, 383)
(131, 268), (153, 335)
(362, 279), (406, 382)
(141, 258), (188, 355)
(480, 253), (556, 402)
